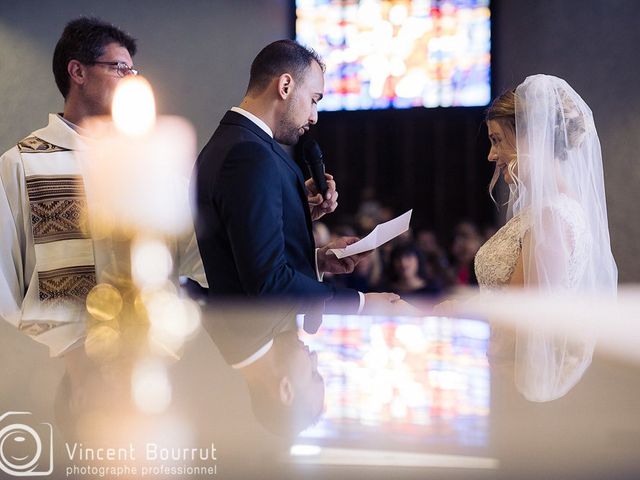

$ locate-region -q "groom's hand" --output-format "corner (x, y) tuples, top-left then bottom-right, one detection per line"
(361, 292), (401, 314)
(317, 236), (371, 274)
(360, 294), (422, 315)
(307, 173), (338, 221)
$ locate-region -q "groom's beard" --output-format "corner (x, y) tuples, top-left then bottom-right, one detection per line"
(275, 101), (305, 146)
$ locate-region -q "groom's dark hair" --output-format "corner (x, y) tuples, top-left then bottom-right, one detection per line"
(247, 39), (325, 94)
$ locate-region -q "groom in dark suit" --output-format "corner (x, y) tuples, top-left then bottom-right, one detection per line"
(194, 40), (399, 315)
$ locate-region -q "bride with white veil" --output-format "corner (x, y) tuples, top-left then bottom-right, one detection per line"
(474, 74), (617, 401)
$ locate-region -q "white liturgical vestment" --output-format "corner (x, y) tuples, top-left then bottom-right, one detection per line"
(0, 114), (207, 356)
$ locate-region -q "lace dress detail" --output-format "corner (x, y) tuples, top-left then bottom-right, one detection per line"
(475, 213), (524, 290)
(474, 195), (590, 291)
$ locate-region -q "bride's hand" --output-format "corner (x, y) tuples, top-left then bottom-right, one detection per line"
(432, 299), (459, 316)
(391, 298), (424, 316)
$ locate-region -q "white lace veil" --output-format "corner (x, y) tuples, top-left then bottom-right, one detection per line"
(509, 75), (618, 401)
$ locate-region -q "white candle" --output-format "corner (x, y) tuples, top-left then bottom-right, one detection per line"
(80, 76), (196, 237)
(79, 76), (201, 363)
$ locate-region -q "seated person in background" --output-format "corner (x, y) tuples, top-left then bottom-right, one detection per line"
(382, 244), (442, 297)
(416, 229), (455, 289)
(342, 249), (383, 293)
(450, 221), (482, 286)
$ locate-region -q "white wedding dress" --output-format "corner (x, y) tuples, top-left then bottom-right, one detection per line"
(475, 194), (591, 291)
(472, 75), (616, 402)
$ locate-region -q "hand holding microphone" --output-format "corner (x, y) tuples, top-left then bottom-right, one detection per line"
(303, 138), (338, 221)
(304, 138), (328, 198)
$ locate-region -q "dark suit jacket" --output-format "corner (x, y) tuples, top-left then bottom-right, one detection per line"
(193, 110), (360, 311)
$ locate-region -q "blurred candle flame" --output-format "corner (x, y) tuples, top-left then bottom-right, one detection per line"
(131, 237), (173, 289)
(112, 76), (156, 136)
(82, 76), (195, 235)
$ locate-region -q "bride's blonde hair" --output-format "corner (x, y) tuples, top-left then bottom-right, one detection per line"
(486, 89), (518, 203)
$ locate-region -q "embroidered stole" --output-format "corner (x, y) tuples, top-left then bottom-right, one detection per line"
(17, 135), (96, 333)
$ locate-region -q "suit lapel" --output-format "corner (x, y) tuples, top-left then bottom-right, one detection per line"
(268, 140), (306, 185)
(221, 110), (316, 253)
(268, 138), (315, 253)
(221, 111), (306, 185)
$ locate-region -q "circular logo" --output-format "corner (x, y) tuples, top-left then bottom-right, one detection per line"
(0, 423), (42, 472)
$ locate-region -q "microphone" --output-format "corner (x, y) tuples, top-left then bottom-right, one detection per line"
(303, 138), (328, 199)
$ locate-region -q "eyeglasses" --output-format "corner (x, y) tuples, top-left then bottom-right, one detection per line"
(88, 61), (138, 77)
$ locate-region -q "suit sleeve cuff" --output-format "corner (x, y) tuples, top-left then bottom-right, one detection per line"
(357, 291), (365, 314)
(315, 248), (324, 282)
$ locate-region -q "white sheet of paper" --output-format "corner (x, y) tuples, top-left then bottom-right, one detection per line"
(329, 209), (413, 259)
